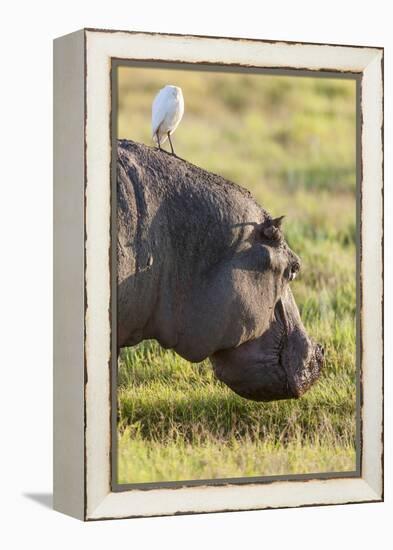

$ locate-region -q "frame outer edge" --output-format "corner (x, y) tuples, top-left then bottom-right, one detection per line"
(360, 50), (384, 499)
(53, 29), (86, 521)
(81, 30), (384, 520)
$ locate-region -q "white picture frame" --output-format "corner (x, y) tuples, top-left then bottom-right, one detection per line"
(53, 28), (383, 521)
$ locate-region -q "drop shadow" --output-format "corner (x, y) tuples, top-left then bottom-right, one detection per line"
(23, 492), (53, 509)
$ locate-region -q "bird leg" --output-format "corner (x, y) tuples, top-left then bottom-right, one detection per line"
(156, 132), (161, 151)
(167, 132), (175, 155)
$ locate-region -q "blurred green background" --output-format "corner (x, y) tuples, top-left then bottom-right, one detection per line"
(116, 66), (357, 484)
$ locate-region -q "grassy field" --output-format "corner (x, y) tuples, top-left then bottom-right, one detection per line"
(116, 66), (357, 483)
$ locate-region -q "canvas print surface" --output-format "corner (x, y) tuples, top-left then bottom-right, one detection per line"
(115, 65), (357, 486)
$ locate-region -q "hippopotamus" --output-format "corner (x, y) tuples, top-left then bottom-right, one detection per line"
(117, 140), (324, 401)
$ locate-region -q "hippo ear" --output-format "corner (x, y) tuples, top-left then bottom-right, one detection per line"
(272, 215), (285, 228)
(260, 216), (285, 240)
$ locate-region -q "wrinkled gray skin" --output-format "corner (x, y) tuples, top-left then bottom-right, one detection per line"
(118, 140), (323, 401)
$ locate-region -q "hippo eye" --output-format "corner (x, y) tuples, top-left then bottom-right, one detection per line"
(286, 260), (300, 281)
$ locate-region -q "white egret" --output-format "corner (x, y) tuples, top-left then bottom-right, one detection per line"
(152, 85), (184, 155)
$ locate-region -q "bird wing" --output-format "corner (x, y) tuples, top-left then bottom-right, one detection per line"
(152, 87), (170, 137)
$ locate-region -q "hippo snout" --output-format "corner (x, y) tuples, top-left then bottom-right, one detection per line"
(287, 341), (325, 398)
(211, 329), (324, 402)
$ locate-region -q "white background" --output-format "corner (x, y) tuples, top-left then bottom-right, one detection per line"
(1, 1), (391, 548)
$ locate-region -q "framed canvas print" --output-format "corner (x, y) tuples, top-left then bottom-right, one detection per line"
(53, 28), (383, 520)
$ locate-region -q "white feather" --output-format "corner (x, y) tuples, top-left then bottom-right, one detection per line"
(152, 85), (184, 145)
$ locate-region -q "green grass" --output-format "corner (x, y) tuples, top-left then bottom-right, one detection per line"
(117, 333), (356, 483)
(117, 67), (357, 483)
(119, 432), (355, 483)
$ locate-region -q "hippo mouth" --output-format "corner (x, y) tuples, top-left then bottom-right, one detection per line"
(211, 299), (324, 402)
(275, 299), (324, 398)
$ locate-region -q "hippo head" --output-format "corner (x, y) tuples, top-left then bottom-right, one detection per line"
(209, 217), (324, 401)
(161, 212), (324, 402)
